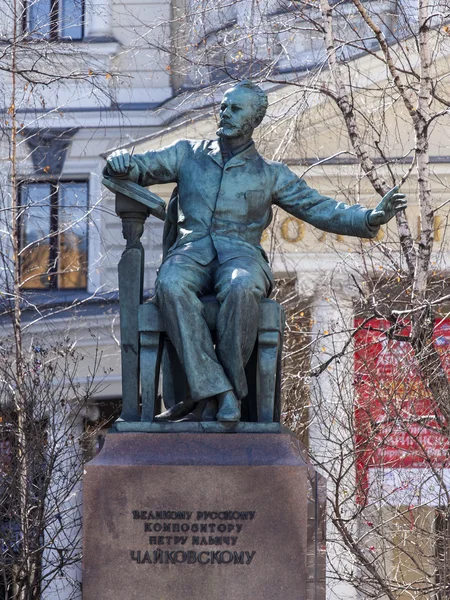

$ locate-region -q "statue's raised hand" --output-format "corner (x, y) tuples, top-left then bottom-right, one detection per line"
(368, 186), (407, 227)
(106, 149), (133, 176)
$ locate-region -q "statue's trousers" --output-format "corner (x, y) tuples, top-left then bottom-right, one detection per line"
(155, 254), (270, 401)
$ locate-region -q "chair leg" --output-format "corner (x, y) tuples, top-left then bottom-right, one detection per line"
(140, 331), (164, 422)
(257, 330), (281, 423)
(243, 345), (258, 422)
(273, 335), (283, 423)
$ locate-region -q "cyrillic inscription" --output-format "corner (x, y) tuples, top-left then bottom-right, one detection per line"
(129, 509), (257, 567)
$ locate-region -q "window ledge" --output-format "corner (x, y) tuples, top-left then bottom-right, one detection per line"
(0, 37), (121, 57)
(21, 290), (111, 309)
(0, 289), (158, 324)
(20, 288), (156, 310)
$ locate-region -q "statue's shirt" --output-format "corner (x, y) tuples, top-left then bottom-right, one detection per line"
(115, 139), (379, 283)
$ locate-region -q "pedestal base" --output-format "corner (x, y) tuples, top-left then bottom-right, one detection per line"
(83, 430), (325, 600)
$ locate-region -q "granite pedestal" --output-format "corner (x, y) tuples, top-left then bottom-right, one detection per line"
(83, 429), (325, 600)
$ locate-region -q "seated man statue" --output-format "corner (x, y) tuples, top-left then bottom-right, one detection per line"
(105, 80), (406, 423)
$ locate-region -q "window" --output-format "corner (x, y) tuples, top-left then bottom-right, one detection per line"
(25, 0), (84, 40)
(19, 181), (89, 290)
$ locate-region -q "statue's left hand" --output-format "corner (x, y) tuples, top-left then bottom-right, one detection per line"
(367, 186), (407, 227)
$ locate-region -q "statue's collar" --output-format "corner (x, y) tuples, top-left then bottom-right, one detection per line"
(206, 139), (258, 167)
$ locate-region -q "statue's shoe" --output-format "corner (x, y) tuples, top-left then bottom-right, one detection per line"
(216, 391), (241, 422)
(154, 399), (195, 422)
(176, 412), (202, 422)
(176, 398), (216, 422)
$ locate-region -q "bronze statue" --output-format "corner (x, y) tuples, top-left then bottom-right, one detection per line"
(105, 81), (406, 423)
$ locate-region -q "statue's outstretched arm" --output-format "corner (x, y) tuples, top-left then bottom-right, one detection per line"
(273, 164), (406, 239)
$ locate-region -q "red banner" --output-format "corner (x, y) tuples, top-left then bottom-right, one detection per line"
(354, 318), (450, 502)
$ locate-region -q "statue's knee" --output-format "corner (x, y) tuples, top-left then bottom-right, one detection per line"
(221, 273), (259, 302)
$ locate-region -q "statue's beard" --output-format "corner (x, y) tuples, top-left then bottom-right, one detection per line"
(217, 121), (254, 139)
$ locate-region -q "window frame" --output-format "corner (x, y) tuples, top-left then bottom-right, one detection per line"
(18, 178), (90, 292)
(23, 0), (85, 42)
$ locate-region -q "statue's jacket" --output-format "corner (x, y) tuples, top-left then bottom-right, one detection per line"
(123, 139), (379, 285)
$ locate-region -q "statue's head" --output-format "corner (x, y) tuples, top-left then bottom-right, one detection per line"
(216, 80), (268, 140)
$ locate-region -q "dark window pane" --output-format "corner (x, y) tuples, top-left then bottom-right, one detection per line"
(27, 0), (52, 38)
(60, 0), (83, 39)
(20, 184), (52, 289)
(58, 182), (88, 289)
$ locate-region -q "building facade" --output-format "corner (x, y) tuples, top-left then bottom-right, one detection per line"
(0, 0), (449, 597)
